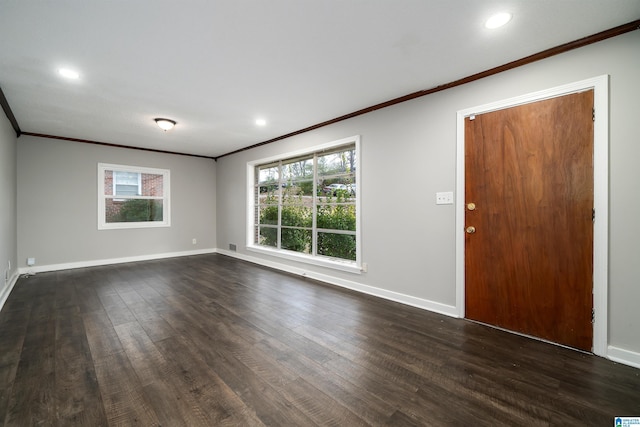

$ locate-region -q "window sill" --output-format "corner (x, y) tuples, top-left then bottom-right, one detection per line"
(98, 222), (170, 230)
(247, 244), (362, 274)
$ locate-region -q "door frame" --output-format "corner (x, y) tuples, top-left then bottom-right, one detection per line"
(455, 75), (609, 357)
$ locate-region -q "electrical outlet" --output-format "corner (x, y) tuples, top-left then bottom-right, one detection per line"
(27, 257), (35, 266)
(436, 191), (454, 205)
(192, 238), (197, 245)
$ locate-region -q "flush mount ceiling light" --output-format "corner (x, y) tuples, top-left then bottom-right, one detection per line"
(58, 68), (80, 79)
(485, 12), (512, 29)
(154, 118), (177, 131)
(255, 118), (267, 126)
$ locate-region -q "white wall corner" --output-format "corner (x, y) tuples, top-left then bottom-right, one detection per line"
(217, 248), (459, 318)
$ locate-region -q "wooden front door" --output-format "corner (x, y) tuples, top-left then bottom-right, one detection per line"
(464, 90), (594, 351)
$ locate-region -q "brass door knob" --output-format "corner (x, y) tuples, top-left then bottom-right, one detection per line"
(466, 226), (476, 234)
(467, 203), (476, 211)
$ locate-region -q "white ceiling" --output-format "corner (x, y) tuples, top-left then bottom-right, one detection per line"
(1, 1), (639, 158)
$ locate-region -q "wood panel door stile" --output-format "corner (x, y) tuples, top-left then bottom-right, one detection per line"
(464, 90), (594, 351)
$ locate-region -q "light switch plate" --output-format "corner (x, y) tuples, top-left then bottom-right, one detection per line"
(436, 191), (454, 205)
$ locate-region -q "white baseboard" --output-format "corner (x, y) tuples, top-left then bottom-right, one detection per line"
(0, 272), (20, 313)
(216, 249), (459, 318)
(16, 248), (218, 275)
(608, 345), (640, 370)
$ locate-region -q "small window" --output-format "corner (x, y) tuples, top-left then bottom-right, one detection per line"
(98, 163), (170, 230)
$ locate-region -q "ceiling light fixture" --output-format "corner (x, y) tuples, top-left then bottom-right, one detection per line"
(154, 118), (177, 131)
(255, 118), (267, 126)
(58, 68), (80, 79)
(485, 12), (512, 29)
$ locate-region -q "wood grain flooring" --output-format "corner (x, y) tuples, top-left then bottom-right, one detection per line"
(1, 254), (638, 426)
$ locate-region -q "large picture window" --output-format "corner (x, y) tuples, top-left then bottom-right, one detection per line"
(98, 163), (170, 230)
(248, 136), (361, 272)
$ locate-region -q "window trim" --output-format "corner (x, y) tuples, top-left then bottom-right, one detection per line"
(246, 136), (361, 273)
(98, 163), (171, 230)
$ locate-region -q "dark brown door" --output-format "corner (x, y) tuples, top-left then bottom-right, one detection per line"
(464, 90), (594, 351)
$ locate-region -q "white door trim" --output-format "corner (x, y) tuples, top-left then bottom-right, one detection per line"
(455, 75), (609, 357)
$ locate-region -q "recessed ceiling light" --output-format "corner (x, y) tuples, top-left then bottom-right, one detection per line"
(255, 118), (267, 126)
(58, 68), (80, 79)
(485, 12), (512, 29)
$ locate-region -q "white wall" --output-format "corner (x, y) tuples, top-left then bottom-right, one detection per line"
(216, 31), (640, 362)
(0, 110), (18, 309)
(17, 136), (217, 270)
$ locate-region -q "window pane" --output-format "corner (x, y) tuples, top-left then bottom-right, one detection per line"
(258, 227), (277, 247)
(319, 178), (356, 200)
(258, 166), (279, 184)
(104, 170), (113, 195)
(258, 192), (279, 205)
(347, 182), (356, 197)
(114, 171), (140, 196)
(281, 180), (314, 197)
(115, 184), (139, 196)
(258, 185), (280, 197)
(281, 205), (312, 227)
(140, 173), (164, 197)
(317, 204), (356, 231)
(299, 180), (315, 197)
(105, 199), (164, 223)
(317, 232), (356, 260)
(282, 228), (311, 254)
(282, 157), (313, 182)
(317, 147), (356, 177)
(258, 205), (279, 225)
(115, 171), (138, 185)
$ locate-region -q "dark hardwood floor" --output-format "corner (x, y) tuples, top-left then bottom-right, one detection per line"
(0, 254), (638, 426)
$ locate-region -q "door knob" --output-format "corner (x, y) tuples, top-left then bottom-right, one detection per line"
(466, 226), (476, 234)
(467, 202), (476, 211)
